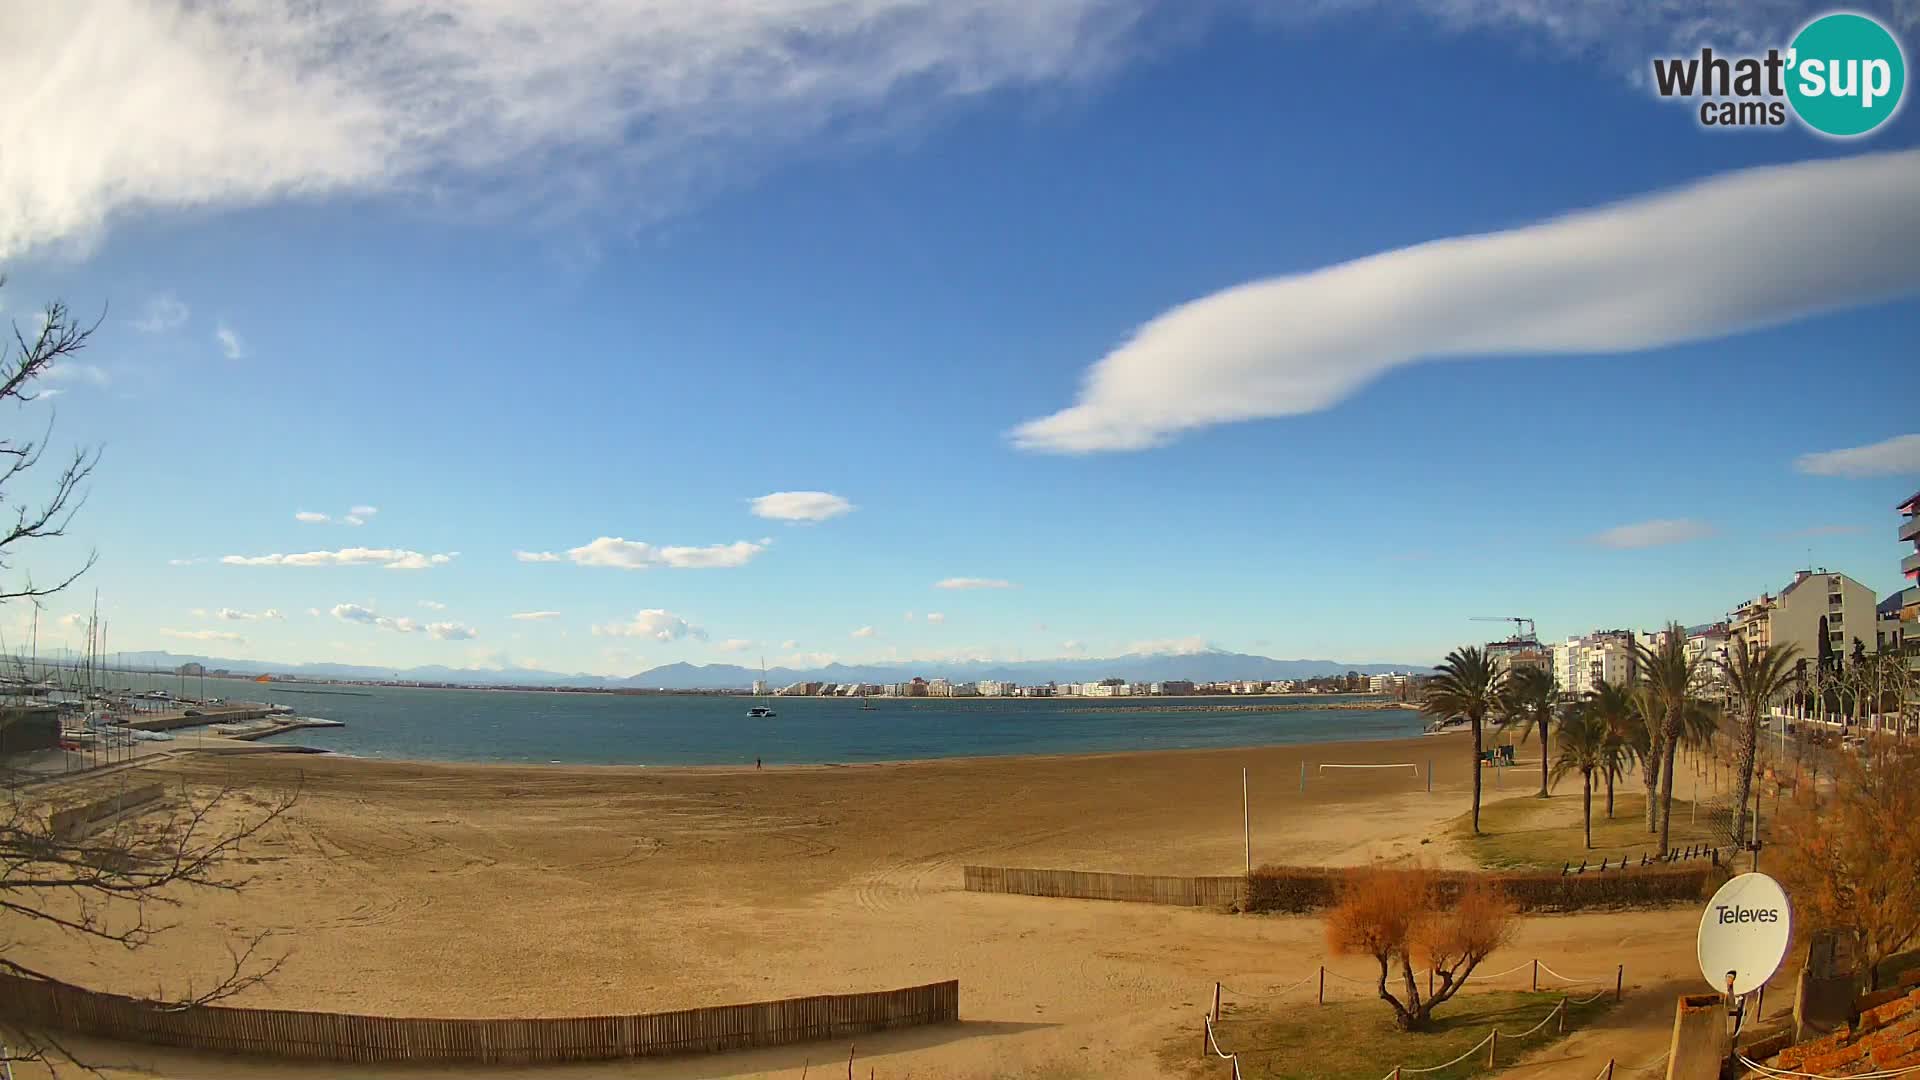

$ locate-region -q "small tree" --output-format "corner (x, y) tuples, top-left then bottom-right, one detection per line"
(1551, 709), (1608, 849)
(1326, 864), (1517, 1031)
(1717, 638), (1800, 847)
(1774, 737), (1920, 991)
(1584, 678), (1641, 819)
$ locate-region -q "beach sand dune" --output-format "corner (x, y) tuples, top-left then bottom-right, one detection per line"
(7, 735), (1703, 1078)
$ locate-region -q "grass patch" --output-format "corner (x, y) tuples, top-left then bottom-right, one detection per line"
(1162, 990), (1617, 1080)
(1457, 792), (1723, 871)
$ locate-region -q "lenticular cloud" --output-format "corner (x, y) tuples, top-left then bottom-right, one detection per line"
(1012, 150), (1920, 453)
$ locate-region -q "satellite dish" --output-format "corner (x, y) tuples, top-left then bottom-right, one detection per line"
(1697, 872), (1792, 997)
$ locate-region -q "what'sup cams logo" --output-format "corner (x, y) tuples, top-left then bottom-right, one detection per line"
(1652, 11), (1907, 136)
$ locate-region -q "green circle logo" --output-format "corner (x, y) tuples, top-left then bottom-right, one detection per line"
(1786, 12), (1906, 137)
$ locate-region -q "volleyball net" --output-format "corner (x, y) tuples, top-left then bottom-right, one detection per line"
(1300, 760), (1431, 792)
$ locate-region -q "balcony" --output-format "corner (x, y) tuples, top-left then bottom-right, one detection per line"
(1905, 550), (1920, 577)
(1901, 515), (1920, 544)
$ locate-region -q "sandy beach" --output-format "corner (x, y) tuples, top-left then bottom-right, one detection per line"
(9, 734), (1714, 1078)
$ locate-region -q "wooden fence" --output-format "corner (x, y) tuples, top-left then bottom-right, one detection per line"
(0, 974), (958, 1064)
(963, 865), (1246, 907)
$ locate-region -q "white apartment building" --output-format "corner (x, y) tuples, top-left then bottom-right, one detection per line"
(1550, 631), (1637, 697)
(975, 680), (1014, 697)
(1728, 568), (1879, 663)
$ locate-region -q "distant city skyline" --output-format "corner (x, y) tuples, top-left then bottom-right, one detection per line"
(3, 3), (1917, 676)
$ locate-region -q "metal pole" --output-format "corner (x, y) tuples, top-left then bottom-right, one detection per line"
(1242, 767), (1250, 876)
(1299, 761), (1306, 794)
(1427, 759), (1433, 793)
(1531, 959), (1538, 992)
(1616, 965), (1624, 1002)
(1318, 966), (1325, 1005)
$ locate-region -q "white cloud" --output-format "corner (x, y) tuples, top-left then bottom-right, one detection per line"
(223, 547), (457, 569)
(167, 557), (206, 567)
(925, 612), (946, 624)
(1060, 640), (1085, 653)
(750, 491), (855, 523)
(294, 511), (331, 524)
(215, 323), (246, 359)
(217, 607), (284, 621)
(419, 599), (446, 610)
(1795, 434), (1920, 478)
(36, 387), (62, 399)
(42, 362), (110, 387)
(345, 505), (378, 526)
(133, 293), (189, 333)
(162, 628), (245, 644)
(935, 577), (1015, 590)
(306, 607), (321, 617)
(1123, 636), (1215, 656)
(330, 602), (419, 633)
(780, 639), (798, 650)
(510, 610), (563, 621)
(0, 2), (1158, 260)
(850, 625), (876, 639)
(427, 621), (478, 641)
(524, 536), (767, 570)
(1585, 519), (1716, 550)
(298, 504), (380, 526)
(57, 613), (86, 630)
(779, 651), (838, 669)
(1013, 151), (1920, 452)
(718, 638), (754, 652)
(593, 608), (706, 642)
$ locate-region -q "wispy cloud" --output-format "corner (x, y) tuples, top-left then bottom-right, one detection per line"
(11, 1), (1900, 262)
(521, 536), (767, 570)
(167, 557), (207, 567)
(1585, 518), (1716, 549)
(1795, 434), (1920, 477)
(427, 621), (478, 641)
(925, 612), (946, 624)
(216, 607), (284, 622)
(294, 511), (331, 524)
(163, 628), (245, 644)
(133, 293), (189, 333)
(593, 609), (705, 641)
(346, 505), (378, 526)
(935, 577), (1015, 590)
(750, 491), (855, 523)
(419, 599), (446, 610)
(850, 625), (876, 639)
(223, 547), (458, 569)
(1123, 636), (1215, 656)
(718, 638), (754, 652)
(215, 323), (246, 359)
(509, 610), (562, 621)
(1014, 151), (1920, 452)
(331, 602), (418, 633)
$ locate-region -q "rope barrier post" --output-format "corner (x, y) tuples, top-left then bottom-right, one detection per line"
(1427, 759), (1432, 793)
(1531, 959), (1538, 992)
(1300, 760), (1306, 793)
(1487, 1029), (1497, 1067)
(1318, 966), (1324, 1005)
(1201, 1017), (1208, 1058)
(1615, 964), (1623, 1002)
(1213, 982), (1221, 1022)
(1604, 1059), (1614, 1080)
(1558, 998), (1567, 1034)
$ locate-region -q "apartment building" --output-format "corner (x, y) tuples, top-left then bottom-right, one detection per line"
(1728, 568), (1879, 663)
(1550, 631), (1638, 696)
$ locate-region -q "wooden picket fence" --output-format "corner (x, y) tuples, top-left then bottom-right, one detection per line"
(0, 973), (958, 1064)
(963, 865), (1246, 907)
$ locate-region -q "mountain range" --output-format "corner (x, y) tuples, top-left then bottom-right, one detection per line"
(37, 648), (1429, 690)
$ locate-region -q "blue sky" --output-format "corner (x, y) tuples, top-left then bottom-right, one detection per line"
(2, 2), (1917, 676)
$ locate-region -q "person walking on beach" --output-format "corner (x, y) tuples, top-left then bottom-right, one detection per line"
(756, 757), (761, 770)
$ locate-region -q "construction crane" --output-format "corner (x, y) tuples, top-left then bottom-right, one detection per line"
(1471, 616), (1537, 642)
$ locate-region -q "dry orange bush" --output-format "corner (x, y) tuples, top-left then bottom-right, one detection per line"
(1325, 864), (1518, 1031)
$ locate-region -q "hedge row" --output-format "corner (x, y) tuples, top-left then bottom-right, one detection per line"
(1244, 862), (1718, 914)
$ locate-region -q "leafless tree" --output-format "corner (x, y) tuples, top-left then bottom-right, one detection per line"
(0, 281), (300, 1071)
(1, 278), (103, 608)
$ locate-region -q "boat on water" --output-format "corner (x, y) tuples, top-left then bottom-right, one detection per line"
(1422, 718), (1467, 736)
(747, 658), (777, 718)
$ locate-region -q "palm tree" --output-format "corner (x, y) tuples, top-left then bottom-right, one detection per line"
(1632, 686), (1665, 835)
(1636, 623), (1708, 854)
(1717, 638), (1801, 848)
(1499, 665), (1559, 798)
(1551, 709), (1609, 849)
(1423, 646), (1505, 835)
(1584, 678), (1641, 819)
